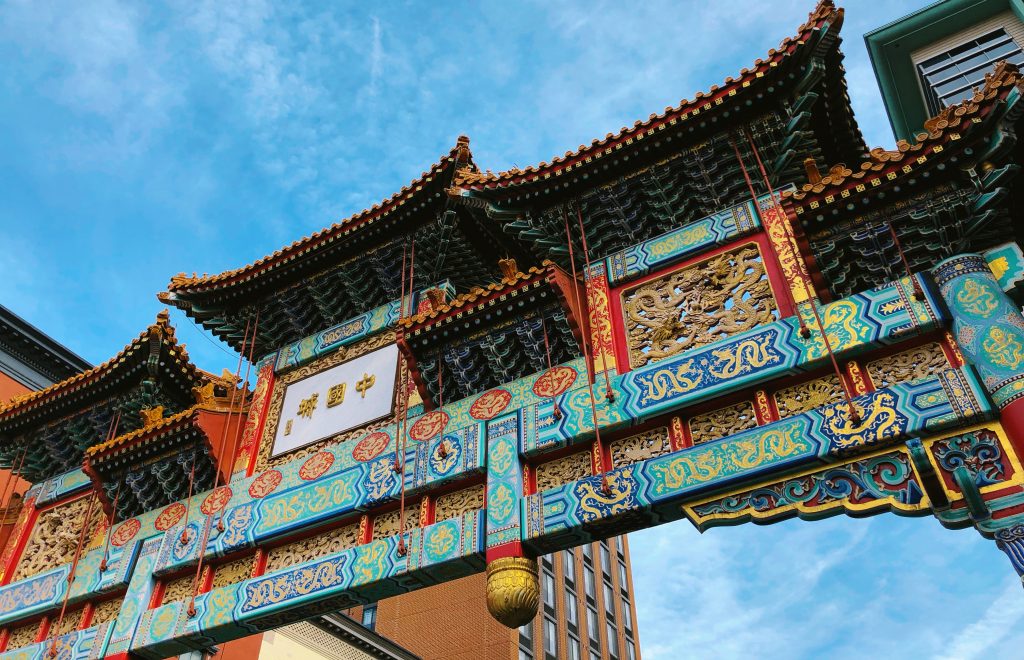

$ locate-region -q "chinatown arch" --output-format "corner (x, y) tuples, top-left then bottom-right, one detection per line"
(1, 2), (1024, 658)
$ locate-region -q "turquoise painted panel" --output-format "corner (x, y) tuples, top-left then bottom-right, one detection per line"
(934, 253), (1024, 409)
(984, 242), (1024, 292)
(0, 623), (106, 660)
(486, 414), (523, 550)
(104, 538), (162, 657)
(28, 468), (92, 507)
(523, 367), (992, 552)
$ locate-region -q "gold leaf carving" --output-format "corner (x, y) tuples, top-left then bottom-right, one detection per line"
(866, 343), (949, 390)
(372, 508), (412, 540)
(688, 401), (758, 445)
(91, 597), (123, 627)
(434, 485), (485, 522)
(774, 375), (844, 419)
(12, 497), (103, 582)
(536, 451), (592, 493)
(265, 523), (360, 574)
(622, 244), (777, 368)
(610, 427), (671, 467)
(210, 556), (255, 590)
(4, 621), (40, 650)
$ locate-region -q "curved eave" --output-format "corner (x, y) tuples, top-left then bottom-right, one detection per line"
(786, 65), (1022, 219)
(455, 0), (843, 197)
(162, 140), (475, 303)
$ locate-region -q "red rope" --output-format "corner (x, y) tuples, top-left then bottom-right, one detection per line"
(99, 479), (122, 572)
(729, 136), (807, 337)
(540, 316), (561, 420)
(563, 205), (612, 495)
(574, 204), (615, 403)
(397, 239), (416, 556)
(743, 128), (860, 422)
(225, 310), (261, 490)
(48, 493), (98, 657)
(0, 446), (28, 526)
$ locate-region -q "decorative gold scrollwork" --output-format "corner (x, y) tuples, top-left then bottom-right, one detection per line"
(774, 375), (844, 419)
(265, 523), (360, 573)
(536, 451), (592, 492)
(434, 485), (485, 522)
(622, 244), (777, 367)
(688, 401), (758, 445)
(610, 427), (671, 467)
(866, 342), (950, 390)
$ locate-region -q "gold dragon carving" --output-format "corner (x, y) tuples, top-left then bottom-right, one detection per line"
(773, 375), (844, 419)
(210, 556), (255, 590)
(265, 523), (360, 574)
(622, 244), (777, 368)
(372, 508), (412, 540)
(610, 427), (671, 468)
(866, 343), (950, 390)
(90, 597), (123, 627)
(688, 401), (758, 445)
(51, 608), (84, 636)
(4, 621), (40, 650)
(535, 451), (593, 492)
(434, 485), (485, 522)
(11, 497), (103, 582)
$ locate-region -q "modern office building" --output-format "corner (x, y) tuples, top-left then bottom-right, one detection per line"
(349, 537), (641, 660)
(865, 0), (1024, 139)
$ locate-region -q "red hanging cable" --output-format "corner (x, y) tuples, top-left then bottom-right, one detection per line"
(99, 478), (123, 572)
(744, 128), (860, 422)
(729, 136), (808, 337)
(180, 444), (200, 546)
(563, 205), (613, 496)
(48, 492), (98, 657)
(397, 236), (417, 556)
(393, 241), (409, 475)
(0, 446), (28, 527)
(885, 215), (925, 301)
(574, 204), (615, 403)
(436, 349), (447, 459)
(540, 316), (561, 420)
(225, 310), (261, 488)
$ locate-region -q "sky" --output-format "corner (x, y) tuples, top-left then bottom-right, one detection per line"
(1, 0), (1022, 658)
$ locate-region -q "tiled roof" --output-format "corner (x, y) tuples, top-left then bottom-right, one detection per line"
(84, 405), (199, 460)
(453, 0), (840, 191)
(162, 137), (475, 296)
(399, 262), (553, 329)
(0, 311), (199, 424)
(784, 62), (1023, 211)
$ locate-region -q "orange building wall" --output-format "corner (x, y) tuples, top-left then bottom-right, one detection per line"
(0, 373), (29, 405)
(372, 572), (516, 660)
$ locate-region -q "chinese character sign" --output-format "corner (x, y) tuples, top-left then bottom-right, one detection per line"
(271, 343), (399, 457)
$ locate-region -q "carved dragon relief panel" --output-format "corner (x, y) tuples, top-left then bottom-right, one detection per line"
(621, 243), (777, 368)
(210, 556), (255, 591)
(265, 523), (360, 574)
(161, 571), (206, 605)
(256, 331), (398, 473)
(51, 608), (84, 636)
(90, 597), (124, 627)
(373, 507), (413, 540)
(536, 451), (592, 493)
(4, 621), (40, 651)
(866, 342), (950, 390)
(434, 485), (485, 522)
(610, 427), (671, 468)
(11, 496), (103, 582)
(773, 375), (844, 419)
(687, 401), (758, 445)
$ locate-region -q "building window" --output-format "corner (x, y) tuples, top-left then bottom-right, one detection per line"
(361, 603), (377, 631)
(622, 598), (633, 633)
(604, 583), (615, 618)
(587, 605), (601, 651)
(544, 617), (558, 660)
(626, 641), (637, 660)
(565, 589), (579, 630)
(590, 653), (602, 660)
(543, 571), (556, 612)
(520, 620), (534, 647)
(582, 543), (593, 563)
(616, 535), (624, 557)
(607, 622), (620, 660)
(584, 565), (596, 601)
(619, 561), (629, 593)
(564, 551), (577, 585)
(918, 28), (1024, 113)
(600, 543), (612, 575)
(567, 634), (582, 660)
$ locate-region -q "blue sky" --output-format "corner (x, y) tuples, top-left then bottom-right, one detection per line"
(1, 1), (1021, 658)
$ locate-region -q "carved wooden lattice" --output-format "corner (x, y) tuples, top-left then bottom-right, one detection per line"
(610, 427), (671, 468)
(774, 375), (844, 419)
(161, 572), (204, 604)
(373, 507), (413, 540)
(5, 621), (39, 650)
(688, 401), (758, 444)
(866, 342), (949, 390)
(257, 331), (398, 472)
(536, 452), (592, 493)
(622, 243), (777, 367)
(434, 485), (485, 522)
(265, 523), (360, 574)
(90, 597), (123, 627)
(12, 496), (103, 582)
(52, 608), (84, 636)
(210, 556), (255, 590)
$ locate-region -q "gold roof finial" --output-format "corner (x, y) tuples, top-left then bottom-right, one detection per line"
(498, 258), (519, 281)
(140, 406), (164, 428)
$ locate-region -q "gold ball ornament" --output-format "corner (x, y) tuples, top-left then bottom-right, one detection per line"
(485, 556), (540, 628)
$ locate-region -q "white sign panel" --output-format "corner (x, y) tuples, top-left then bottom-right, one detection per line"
(270, 343), (399, 458)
